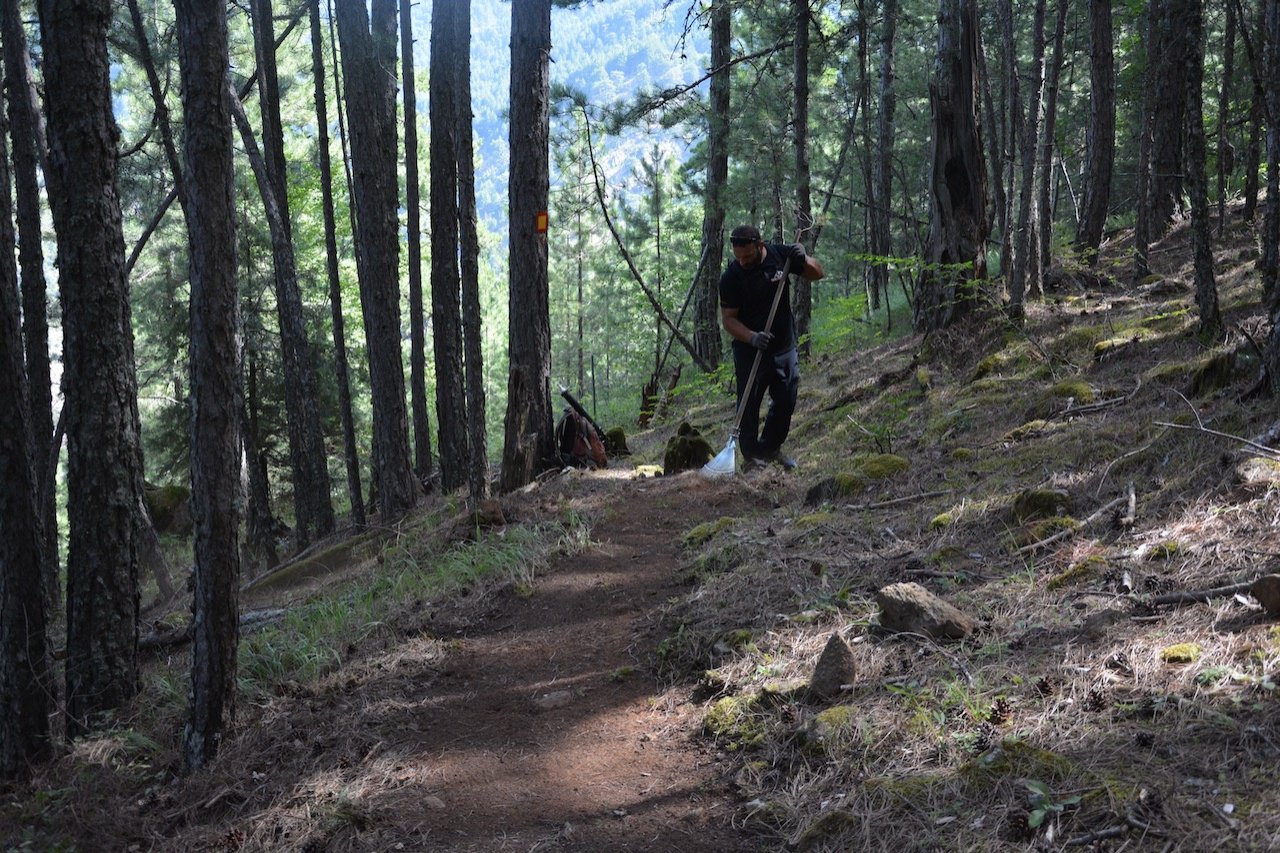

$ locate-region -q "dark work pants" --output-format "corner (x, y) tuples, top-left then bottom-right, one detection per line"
(732, 342), (799, 459)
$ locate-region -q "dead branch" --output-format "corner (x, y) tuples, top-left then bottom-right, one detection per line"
(581, 106), (710, 373)
(844, 490), (952, 511)
(1016, 495), (1127, 555)
(1138, 578), (1256, 608)
(1153, 420), (1280, 460)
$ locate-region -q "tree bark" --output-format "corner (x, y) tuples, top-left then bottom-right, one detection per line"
(792, 0), (813, 357)
(455, 0), (488, 504)
(430, 0), (467, 492)
(310, 0), (364, 526)
(39, 0), (146, 737)
(1075, 0), (1115, 261)
(913, 0), (988, 332)
(1007, 0), (1047, 321)
(1217, 0), (1237, 237)
(2, 0), (56, 608)
(1263, 0), (1280, 304)
(403, 0), (432, 487)
(869, 0), (898, 311)
(501, 0), (555, 492)
(336, 0), (418, 519)
(1182, 0), (1220, 341)
(1036, 0), (1068, 278)
(250, 0), (334, 547)
(0, 86), (52, 781)
(693, 0), (729, 371)
(175, 0), (241, 771)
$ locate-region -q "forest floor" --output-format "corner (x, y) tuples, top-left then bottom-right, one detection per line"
(7, 207), (1280, 852)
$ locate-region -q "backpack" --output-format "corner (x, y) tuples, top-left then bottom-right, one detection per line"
(555, 407), (607, 469)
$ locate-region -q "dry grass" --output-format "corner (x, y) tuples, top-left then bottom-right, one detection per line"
(655, 210), (1280, 850)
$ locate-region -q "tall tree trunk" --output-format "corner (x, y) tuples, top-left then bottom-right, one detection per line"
(251, 0), (333, 547)
(977, 38), (1007, 277)
(39, 0), (146, 737)
(1217, 0), (1237, 237)
(2, 0), (56, 608)
(175, 0), (241, 771)
(500, 0), (554, 492)
(1008, 0), (1047, 321)
(1036, 0), (1068, 278)
(913, 0), (988, 333)
(870, 0), (898, 311)
(694, 0), (729, 371)
(1075, 0), (1115, 261)
(1263, 0), (1280, 304)
(430, 0), (467, 492)
(0, 92), (52, 781)
(455, 0), (487, 503)
(792, 0), (813, 357)
(310, 0), (364, 527)
(1147, 0), (1190, 234)
(336, 0), (418, 519)
(403, 0), (432, 487)
(1183, 0), (1221, 341)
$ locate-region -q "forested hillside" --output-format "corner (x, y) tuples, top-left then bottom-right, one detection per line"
(3, 2), (1280, 847)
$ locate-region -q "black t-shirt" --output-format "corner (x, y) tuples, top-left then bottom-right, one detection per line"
(718, 242), (806, 354)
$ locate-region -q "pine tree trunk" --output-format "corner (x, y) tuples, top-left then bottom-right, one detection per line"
(870, 0), (898, 309)
(175, 0), (241, 770)
(403, 0), (432, 487)
(913, 0), (988, 332)
(1036, 0), (1068, 279)
(1008, 0), (1047, 321)
(39, 0), (145, 736)
(501, 0), (554, 492)
(792, 0), (813, 357)
(455, 0), (488, 503)
(0, 89), (52, 781)
(1148, 0), (1190, 234)
(694, 0), (729, 371)
(250, 0), (333, 546)
(430, 0), (467, 492)
(1262, 0), (1280, 303)
(1075, 0), (1115, 261)
(336, 0), (418, 519)
(1183, 0), (1221, 340)
(1217, 0), (1236, 236)
(309, 0), (364, 527)
(2, 0), (56, 608)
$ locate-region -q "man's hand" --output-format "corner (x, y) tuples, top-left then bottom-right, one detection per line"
(750, 330), (774, 350)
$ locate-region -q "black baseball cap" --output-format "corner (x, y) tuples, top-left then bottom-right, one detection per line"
(729, 225), (761, 246)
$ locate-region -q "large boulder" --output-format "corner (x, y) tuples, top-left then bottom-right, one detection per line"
(662, 422), (714, 474)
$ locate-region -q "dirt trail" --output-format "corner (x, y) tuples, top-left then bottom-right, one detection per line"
(207, 470), (767, 852)
(369, 471), (760, 852)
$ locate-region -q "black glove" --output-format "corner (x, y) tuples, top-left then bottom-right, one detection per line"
(750, 330), (774, 350)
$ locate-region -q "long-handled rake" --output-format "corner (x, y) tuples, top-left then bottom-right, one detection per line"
(702, 251), (795, 477)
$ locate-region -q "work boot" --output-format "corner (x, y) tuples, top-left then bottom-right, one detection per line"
(772, 453), (797, 471)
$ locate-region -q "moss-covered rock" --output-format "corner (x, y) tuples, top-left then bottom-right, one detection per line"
(929, 512), (954, 531)
(604, 426), (631, 456)
(1186, 352), (1238, 397)
(662, 422), (715, 474)
(143, 482), (193, 535)
(1010, 488), (1073, 523)
(1004, 419), (1049, 442)
(1013, 516), (1082, 548)
(1047, 555), (1107, 590)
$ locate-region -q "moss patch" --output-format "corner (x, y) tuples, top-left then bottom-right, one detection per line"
(1160, 643), (1203, 663)
(682, 517), (735, 549)
(1011, 488), (1073, 523)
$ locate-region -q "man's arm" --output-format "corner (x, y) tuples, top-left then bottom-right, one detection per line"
(721, 305), (755, 344)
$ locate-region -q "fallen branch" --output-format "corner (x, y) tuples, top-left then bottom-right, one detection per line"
(1016, 495), (1127, 555)
(1137, 578), (1256, 608)
(1154, 420), (1280, 460)
(844, 490), (951, 511)
(1052, 377), (1142, 421)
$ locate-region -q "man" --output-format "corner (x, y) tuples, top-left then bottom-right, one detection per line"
(718, 224), (825, 470)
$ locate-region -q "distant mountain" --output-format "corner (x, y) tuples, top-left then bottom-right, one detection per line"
(415, 0), (710, 241)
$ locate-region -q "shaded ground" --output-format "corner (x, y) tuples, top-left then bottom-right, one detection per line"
(4, 470), (772, 852)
